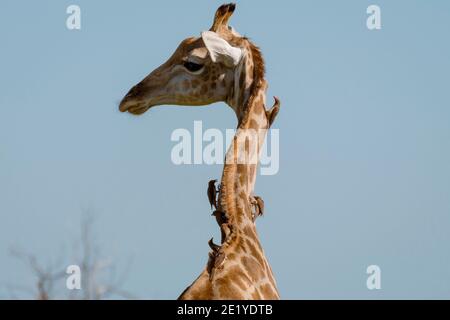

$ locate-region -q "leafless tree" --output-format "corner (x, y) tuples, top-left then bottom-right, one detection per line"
(7, 248), (66, 300)
(4, 212), (135, 300)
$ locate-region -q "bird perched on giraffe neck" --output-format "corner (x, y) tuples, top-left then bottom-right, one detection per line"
(207, 179), (219, 210)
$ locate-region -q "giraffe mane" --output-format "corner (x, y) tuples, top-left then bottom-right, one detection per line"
(239, 38), (267, 125)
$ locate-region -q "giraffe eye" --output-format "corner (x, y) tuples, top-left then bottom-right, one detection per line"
(183, 61), (204, 72)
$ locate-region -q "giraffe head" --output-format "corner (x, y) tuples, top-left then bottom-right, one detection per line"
(119, 3), (260, 116)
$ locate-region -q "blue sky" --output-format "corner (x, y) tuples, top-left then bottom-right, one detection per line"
(1, 0), (449, 299)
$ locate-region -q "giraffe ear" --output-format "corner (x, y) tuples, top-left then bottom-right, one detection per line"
(201, 31), (243, 67)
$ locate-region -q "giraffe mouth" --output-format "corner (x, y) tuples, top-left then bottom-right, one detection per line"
(119, 99), (152, 115)
(127, 105), (151, 115)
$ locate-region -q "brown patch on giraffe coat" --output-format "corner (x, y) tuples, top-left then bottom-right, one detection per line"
(252, 96), (263, 109)
(255, 103), (265, 115)
(215, 267), (251, 299)
(217, 283), (244, 299)
(189, 288), (209, 300)
(244, 136), (250, 156)
(248, 119), (259, 130)
(241, 256), (264, 282)
(243, 225), (257, 240)
(259, 283), (278, 299)
(221, 265), (251, 282)
(200, 84), (208, 95)
(226, 252), (236, 261)
(238, 190), (247, 201)
(201, 72), (210, 81)
(252, 289), (262, 299)
(243, 225), (264, 252)
(245, 238), (265, 267)
(233, 275), (251, 292)
(238, 173), (246, 186)
(239, 71), (245, 89)
(249, 165), (256, 183)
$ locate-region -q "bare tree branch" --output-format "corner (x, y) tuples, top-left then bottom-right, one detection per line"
(5, 212), (135, 300)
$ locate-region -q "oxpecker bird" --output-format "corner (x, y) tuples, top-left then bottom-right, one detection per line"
(254, 196), (265, 217)
(208, 238), (221, 252)
(207, 179), (218, 209)
(266, 96), (281, 128)
(250, 195), (265, 221)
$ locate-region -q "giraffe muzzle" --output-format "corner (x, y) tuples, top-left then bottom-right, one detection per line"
(119, 99), (151, 115)
(119, 83), (153, 115)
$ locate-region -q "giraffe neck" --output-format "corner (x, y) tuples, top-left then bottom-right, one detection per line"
(218, 46), (269, 232)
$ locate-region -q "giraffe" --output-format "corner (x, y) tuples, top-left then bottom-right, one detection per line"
(119, 3), (280, 300)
